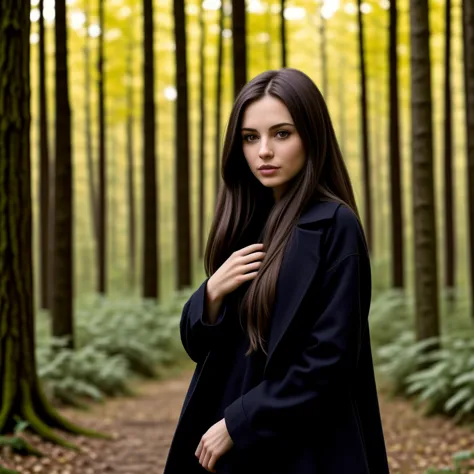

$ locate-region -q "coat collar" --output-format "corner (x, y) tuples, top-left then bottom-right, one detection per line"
(264, 200), (340, 370)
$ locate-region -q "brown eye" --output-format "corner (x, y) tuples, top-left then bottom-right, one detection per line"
(276, 130), (290, 139)
(243, 134), (257, 142)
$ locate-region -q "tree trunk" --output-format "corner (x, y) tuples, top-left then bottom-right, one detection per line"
(215, 0), (224, 203)
(127, 40), (136, 291)
(463, 0), (474, 318)
(231, 0), (247, 98)
(98, 0), (107, 294)
(198, 2), (206, 259)
(0, 0), (98, 446)
(84, 0), (98, 250)
(143, 0), (159, 298)
(372, 81), (384, 259)
(265, 2), (272, 70)
(389, 0), (404, 288)
(409, 0), (440, 342)
(39, 0), (50, 310)
(280, 0), (287, 67)
(52, 0), (74, 348)
(443, 0), (455, 295)
(357, 0), (373, 252)
(320, 13), (328, 97)
(174, 0), (192, 289)
(338, 57), (346, 154)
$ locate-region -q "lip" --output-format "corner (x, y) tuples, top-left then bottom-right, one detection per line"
(258, 166), (280, 176)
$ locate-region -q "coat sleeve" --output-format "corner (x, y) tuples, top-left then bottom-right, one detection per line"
(224, 208), (370, 451)
(179, 279), (230, 363)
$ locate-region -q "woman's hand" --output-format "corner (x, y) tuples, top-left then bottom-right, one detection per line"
(207, 243), (266, 302)
(195, 418), (234, 472)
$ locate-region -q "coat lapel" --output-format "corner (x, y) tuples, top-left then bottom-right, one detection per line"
(264, 200), (340, 371)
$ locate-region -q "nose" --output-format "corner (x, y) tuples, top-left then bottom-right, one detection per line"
(258, 138), (274, 159)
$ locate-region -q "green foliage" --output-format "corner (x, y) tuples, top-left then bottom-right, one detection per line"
(371, 289), (474, 422)
(36, 290), (193, 406)
(369, 288), (412, 354)
(424, 450), (474, 473)
(405, 336), (474, 421)
(0, 419), (43, 458)
(0, 467), (19, 474)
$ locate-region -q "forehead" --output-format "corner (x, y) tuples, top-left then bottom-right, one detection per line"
(241, 96), (292, 127)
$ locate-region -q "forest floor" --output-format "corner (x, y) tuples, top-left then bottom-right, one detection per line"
(1, 369), (474, 474)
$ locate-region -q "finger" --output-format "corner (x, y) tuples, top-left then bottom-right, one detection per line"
(237, 271), (258, 282)
(203, 451), (213, 471)
(195, 440), (202, 458)
(199, 449), (207, 468)
(241, 261), (262, 273)
(240, 251), (266, 264)
(207, 454), (218, 472)
(238, 243), (265, 256)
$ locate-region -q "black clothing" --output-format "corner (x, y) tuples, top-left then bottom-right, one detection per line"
(163, 201), (390, 474)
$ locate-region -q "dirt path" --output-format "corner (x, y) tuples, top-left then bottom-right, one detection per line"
(1, 371), (474, 473)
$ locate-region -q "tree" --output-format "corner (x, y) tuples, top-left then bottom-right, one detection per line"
(38, 0), (51, 310)
(52, 0), (74, 348)
(127, 38), (136, 291)
(198, 1), (206, 258)
(98, 0), (107, 294)
(443, 0), (455, 295)
(388, 0), (404, 288)
(409, 0), (440, 342)
(143, 0), (159, 298)
(357, 0), (373, 252)
(0, 0), (96, 446)
(464, 0), (474, 318)
(84, 0), (98, 253)
(231, 0), (247, 98)
(320, 10), (328, 97)
(174, 0), (192, 289)
(280, 0), (287, 67)
(215, 0), (224, 202)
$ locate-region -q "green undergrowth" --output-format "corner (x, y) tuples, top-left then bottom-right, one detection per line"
(35, 288), (194, 408)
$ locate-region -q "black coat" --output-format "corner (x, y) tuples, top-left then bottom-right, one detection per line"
(163, 201), (390, 474)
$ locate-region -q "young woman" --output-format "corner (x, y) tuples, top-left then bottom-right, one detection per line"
(163, 68), (389, 474)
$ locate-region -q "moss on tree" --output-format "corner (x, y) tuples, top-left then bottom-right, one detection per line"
(0, 0), (108, 451)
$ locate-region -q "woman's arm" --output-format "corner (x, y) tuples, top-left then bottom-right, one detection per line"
(224, 206), (370, 451)
(179, 279), (229, 363)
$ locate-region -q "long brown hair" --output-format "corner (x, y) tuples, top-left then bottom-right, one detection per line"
(204, 68), (360, 354)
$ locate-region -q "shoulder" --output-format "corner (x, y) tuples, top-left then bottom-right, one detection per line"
(298, 200), (368, 260)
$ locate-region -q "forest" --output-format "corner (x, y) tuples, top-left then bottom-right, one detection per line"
(1, 0), (474, 472)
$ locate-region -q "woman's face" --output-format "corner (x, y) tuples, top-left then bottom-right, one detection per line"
(241, 95), (306, 201)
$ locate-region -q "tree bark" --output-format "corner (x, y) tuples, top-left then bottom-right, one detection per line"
(215, 0), (224, 203)
(231, 0), (247, 98)
(84, 0), (98, 251)
(52, 0), (74, 348)
(198, 2), (206, 259)
(127, 40), (136, 291)
(443, 0), (455, 294)
(389, 0), (404, 288)
(0, 0), (98, 446)
(39, 0), (50, 310)
(338, 56), (346, 154)
(280, 0), (287, 67)
(357, 0), (373, 252)
(143, 0), (159, 298)
(320, 13), (328, 97)
(463, 0), (474, 318)
(174, 0), (192, 289)
(98, 0), (107, 294)
(409, 0), (440, 342)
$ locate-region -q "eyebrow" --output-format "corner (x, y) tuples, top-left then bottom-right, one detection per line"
(241, 122), (295, 132)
